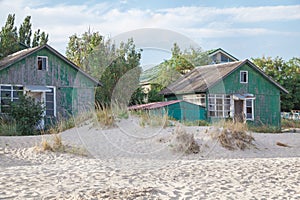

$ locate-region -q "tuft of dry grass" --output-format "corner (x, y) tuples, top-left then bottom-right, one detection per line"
(211, 121), (255, 150)
(170, 125), (200, 154)
(37, 133), (88, 156)
(132, 110), (169, 128)
(95, 103), (115, 128)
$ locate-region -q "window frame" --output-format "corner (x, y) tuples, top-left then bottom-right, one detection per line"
(245, 99), (254, 120)
(240, 71), (248, 83)
(37, 56), (48, 71)
(0, 84), (24, 113)
(45, 86), (56, 117)
(208, 94), (231, 118)
(182, 94), (206, 107)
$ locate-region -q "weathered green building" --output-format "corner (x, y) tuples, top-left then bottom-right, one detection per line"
(160, 59), (288, 128)
(0, 44), (101, 127)
(129, 100), (206, 121)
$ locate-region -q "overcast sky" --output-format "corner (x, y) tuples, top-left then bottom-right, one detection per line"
(1, 0), (300, 67)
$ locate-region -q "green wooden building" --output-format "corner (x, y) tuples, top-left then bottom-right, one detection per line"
(129, 100), (206, 121)
(160, 59), (288, 128)
(0, 44), (101, 127)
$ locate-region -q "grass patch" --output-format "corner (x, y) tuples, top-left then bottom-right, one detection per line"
(249, 125), (280, 133)
(37, 133), (88, 156)
(132, 110), (169, 128)
(170, 125), (200, 154)
(281, 118), (300, 129)
(181, 120), (209, 126)
(0, 117), (19, 136)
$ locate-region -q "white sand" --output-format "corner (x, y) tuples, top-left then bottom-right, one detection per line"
(0, 118), (300, 199)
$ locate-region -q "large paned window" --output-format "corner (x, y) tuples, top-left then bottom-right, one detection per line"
(208, 94), (231, 117)
(183, 94), (206, 106)
(246, 99), (254, 120)
(0, 85), (23, 113)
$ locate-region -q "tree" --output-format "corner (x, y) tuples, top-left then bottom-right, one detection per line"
(18, 16), (32, 47)
(252, 56), (300, 111)
(32, 29), (48, 47)
(0, 14), (18, 58)
(66, 29), (102, 72)
(0, 14), (49, 59)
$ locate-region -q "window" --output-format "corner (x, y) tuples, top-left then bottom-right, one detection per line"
(246, 99), (254, 120)
(240, 71), (248, 83)
(37, 56), (48, 71)
(183, 94), (206, 106)
(0, 85), (23, 113)
(208, 94), (231, 118)
(45, 87), (55, 116)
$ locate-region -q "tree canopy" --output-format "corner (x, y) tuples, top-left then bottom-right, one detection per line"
(66, 31), (142, 106)
(252, 56), (300, 111)
(0, 14), (48, 59)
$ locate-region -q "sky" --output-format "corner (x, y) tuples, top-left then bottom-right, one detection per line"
(0, 0), (300, 68)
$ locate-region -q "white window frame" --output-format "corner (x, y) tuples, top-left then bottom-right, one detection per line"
(183, 94), (206, 106)
(245, 99), (254, 120)
(37, 56), (48, 71)
(45, 86), (56, 117)
(0, 84), (24, 113)
(240, 71), (248, 83)
(208, 94), (231, 118)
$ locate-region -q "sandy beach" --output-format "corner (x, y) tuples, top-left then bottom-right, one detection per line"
(0, 118), (300, 199)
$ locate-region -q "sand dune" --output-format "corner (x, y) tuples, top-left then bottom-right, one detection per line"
(0, 120), (300, 199)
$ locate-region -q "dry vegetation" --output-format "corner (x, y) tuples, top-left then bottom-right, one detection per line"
(211, 121), (255, 150)
(37, 134), (88, 156)
(170, 125), (200, 154)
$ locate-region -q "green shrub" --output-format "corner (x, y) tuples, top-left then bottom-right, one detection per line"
(10, 95), (44, 135)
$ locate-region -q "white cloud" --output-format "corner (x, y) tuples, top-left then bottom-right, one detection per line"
(0, 0), (299, 54)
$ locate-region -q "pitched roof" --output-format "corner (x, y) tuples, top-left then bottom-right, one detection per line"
(160, 59), (288, 95)
(0, 44), (102, 86)
(207, 48), (239, 61)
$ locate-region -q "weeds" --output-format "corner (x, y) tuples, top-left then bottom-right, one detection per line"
(281, 118), (300, 129)
(0, 117), (19, 136)
(181, 120), (209, 126)
(38, 133), (88, 156)
(211, 121), (255, 150)
(170, 125), (200, 154)
(133, 111), (169, 128)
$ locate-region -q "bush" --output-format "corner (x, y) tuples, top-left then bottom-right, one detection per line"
(10, 95), (44, 135)
(0, 117), (19, 136)
(211, 121), (255, 150)
(170, 125), (200, 154)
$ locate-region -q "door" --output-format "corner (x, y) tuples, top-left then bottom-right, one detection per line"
(234, 100), (244, 123)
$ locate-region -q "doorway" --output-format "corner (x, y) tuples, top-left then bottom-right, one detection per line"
(234, 100), (244, 122)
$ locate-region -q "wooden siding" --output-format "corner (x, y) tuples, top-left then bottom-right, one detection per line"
(208, 63), (281, 127)
(0, 48), (96, 118)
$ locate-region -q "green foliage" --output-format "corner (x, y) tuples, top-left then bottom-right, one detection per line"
(152, 43), (210, 88)
(32, 29), (49, 47)
(66, 29), (102, 72)
(129, 87), (146, 105)
(0, 14), (18, 58)
(0, 117), (19, 136)
(18, 16), (32, 47)
(0, 14), (48, 59)
(252, 56), (300, 111)
(9, 95), (44, 135)
(147, 84), (164, 103)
